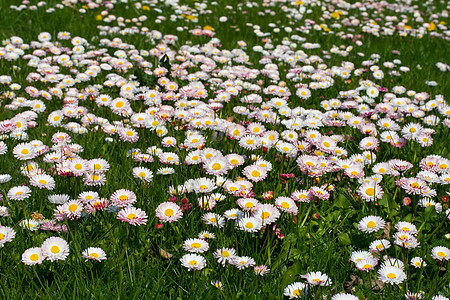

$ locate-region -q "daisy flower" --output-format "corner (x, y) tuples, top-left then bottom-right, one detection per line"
(378, 265), (407, 285)
(237, 217), (263, 233)
(431, 246), (450, 261)
(132, 167), (153, 182)
(394, 232), (420, 249)
(243, 165), (267, 182)
(275, 197), (298, 215)
(356, 257), (378, 271)
(253, 204), (280, 225)
(214, 247), (236, 266)
(344, 165), (365, 179)
(223, 209), (243, 220)
(302, 271), (332, 286)
(395, 222), (417, 235)
(239, 135), (262, 150)
(78, 191), (99, 203)
(410, 257), (426, 268)
(22, 247), (44, 265)
(20, 219), (40, 231)
(0, 226), (16, 247)
(183, 238), (209, 253)
(7, 186), (31, 200)
(350, 251), (373, 263)
(82, 247), (107, 262)
(156, 202), (183, 223)
(110, 189), (137, 207)
(13, 143), (36, 160)
(117, 207), (148, 226)
(369, 239), (391, 252)
(30, 174), (56, 190)
(283, 282), (307, 299)
(418, 198), (442, 213)
(157, 167), (175, 175)
(358, 182), (384, 201)
(41, 236), (70, 262)
(88, 158), (110, 173)
(198, 231), (215, 240)
(231, 256), (256, 270)
(204, 156), (231, 176)
(202, 212), (226, 228)
(192, 177), (217, 194)
(211, 280), (223, 290)
(60, 200), (84, 220)
(180, 254), (206, 271)
(331, 293), (359, 300)
(83, 172), (107, 186)
(198, 196), (216, 210)
(254, 265), (270, 276)
(381, 257), (405, 270)
(358, 215), (385, 233)
(161, 137), (176, 147)
(0, 142), (7, 155)
(237, 197), (260, 211)
(0, 174), (12, 183)
(404, 292), (424, 300)
(431, 296), (449, 300)
(309, 186), (330, 200)
(0, 206), (10, 217)
(291, 190), (312, 203)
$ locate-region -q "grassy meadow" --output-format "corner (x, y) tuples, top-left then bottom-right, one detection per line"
(0, 0), (449, 299)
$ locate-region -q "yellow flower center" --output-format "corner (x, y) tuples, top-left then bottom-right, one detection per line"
(30, 253), (39, 261)
(367, 221), (376, 228)
(281, 202), (290, 209)
(386, 273), (396, 279)
(251, 170), (261, 177)
(68, 204), (78, 212)
(366, 188), (375, 196)
(127, 213), (137, 220)
(51, 245), (60, 254)
(261, 212), (270, 219)
(164, 209), (174, 217)
(189, 260), (198, 266)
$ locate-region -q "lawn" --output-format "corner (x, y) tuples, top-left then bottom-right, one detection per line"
(0, 0), (449, 299)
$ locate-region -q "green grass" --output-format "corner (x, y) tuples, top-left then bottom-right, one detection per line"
(0, 0), (449, 299)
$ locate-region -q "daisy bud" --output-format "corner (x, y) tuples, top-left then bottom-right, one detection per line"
(403, 197), (412, 206)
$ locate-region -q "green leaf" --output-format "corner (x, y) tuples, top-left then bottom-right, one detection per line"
(338, 232), (351, 245)
(335, 193), (352, 208)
